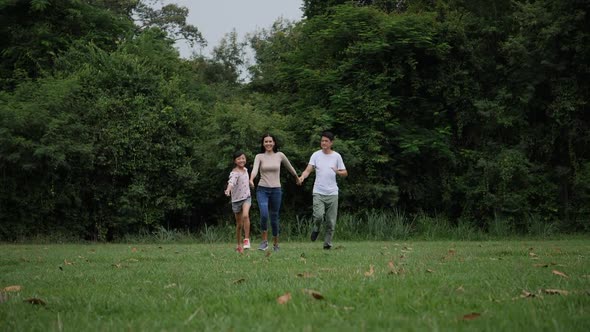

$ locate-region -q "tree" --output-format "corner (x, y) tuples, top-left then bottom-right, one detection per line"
(0, 0), (135, 90)
(133, 0), (205, 48)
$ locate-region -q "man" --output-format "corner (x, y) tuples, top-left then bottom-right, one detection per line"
(299, 131), (348, 249)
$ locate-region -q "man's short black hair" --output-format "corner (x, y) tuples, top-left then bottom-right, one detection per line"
(321, 131), (335, 141)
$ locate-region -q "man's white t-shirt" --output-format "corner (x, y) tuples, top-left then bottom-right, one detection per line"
(309, 150), (346, 195)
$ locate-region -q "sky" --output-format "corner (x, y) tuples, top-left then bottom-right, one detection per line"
(163, 0), (305, 58)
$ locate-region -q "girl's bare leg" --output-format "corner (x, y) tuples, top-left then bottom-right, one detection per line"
(242, 203), (251, 240)
(235, 212), (243, 247)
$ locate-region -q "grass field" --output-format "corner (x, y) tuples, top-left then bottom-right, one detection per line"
(1, 239), (589, 331)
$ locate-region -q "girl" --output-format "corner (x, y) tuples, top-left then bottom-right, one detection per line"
(224, 151), (252, 253)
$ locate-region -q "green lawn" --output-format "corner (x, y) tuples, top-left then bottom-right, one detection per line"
(1, 240), (589, 331)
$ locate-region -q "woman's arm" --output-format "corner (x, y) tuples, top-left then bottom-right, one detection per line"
(249, 155), (261, 188)
(280, 152), (299, 178)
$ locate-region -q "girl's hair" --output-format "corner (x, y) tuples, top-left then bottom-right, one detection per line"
(233, 150), (245, 161)
(259, 133), (280, 153)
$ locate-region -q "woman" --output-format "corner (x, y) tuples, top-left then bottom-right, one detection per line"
(250, 134), (300, 252)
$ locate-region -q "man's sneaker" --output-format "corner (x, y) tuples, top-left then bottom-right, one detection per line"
(273, 244), (280, 252)
(323, 243), (332, 250)
(310, 231), (319, 242)
(236, 246), (244, 254)
(243, 238), (251, 249)
(258, 240), (268, 251)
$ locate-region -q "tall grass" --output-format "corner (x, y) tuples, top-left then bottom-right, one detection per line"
(3, 210), (571, 244)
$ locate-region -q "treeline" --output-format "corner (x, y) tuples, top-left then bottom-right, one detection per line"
(0, 0), (588, 240)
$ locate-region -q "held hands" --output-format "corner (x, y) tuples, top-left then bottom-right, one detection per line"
(297, 174), (306, 186)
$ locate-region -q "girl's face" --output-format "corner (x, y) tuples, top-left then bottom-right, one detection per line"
(234, 154), (246, 167)
(263, 136), (275, 152)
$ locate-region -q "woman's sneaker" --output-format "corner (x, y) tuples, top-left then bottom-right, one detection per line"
(273, 245), (280, 252)
(236, 246), (244, 254)
(258, 240), (268, 251)
(243, 238), (251, 249)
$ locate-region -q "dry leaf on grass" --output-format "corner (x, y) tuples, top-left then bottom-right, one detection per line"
(426, 269), (434, 273)
(164, 283), (177, 289)
(276, 292), (291, 304)
(461, 312), (481, 320)
(24, 298), (46, 305)
(296, 272), (314, 278)
(543, 289), (569, 295)
(131, 247), (138, 253)
(513, 290), (538, 300)
(388, 261), (400, 275)
(442, 249), (456, 260)
(533, 263), (549, 268)
(364, 265), (375, 277)
(552, 270), (569, 278)
(302, 289), (324, 300)
(2, 285), (22, 292)
(233, 278), (245, 284)
(329, 303), (355, 311)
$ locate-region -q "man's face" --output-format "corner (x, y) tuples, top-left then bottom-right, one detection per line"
(320, 136), (333, 150)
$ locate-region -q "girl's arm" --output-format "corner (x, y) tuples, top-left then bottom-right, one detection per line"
(225, 171), (237, 196)
(224, 183), (233, 197)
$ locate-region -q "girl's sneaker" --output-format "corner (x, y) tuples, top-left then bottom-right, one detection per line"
(236, 245), (244, 254)
(243, 238), (251, 249)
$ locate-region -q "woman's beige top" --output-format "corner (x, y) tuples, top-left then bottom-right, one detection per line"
(251, 152), (297, 188)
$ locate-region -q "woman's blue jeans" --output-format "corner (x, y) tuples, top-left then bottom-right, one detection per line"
(256, 186), (282, 237)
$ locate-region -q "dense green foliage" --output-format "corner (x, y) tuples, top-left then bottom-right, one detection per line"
(0, 0), (588, 240)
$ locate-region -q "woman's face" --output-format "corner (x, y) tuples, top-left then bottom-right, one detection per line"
(263, 136), (275, 152)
